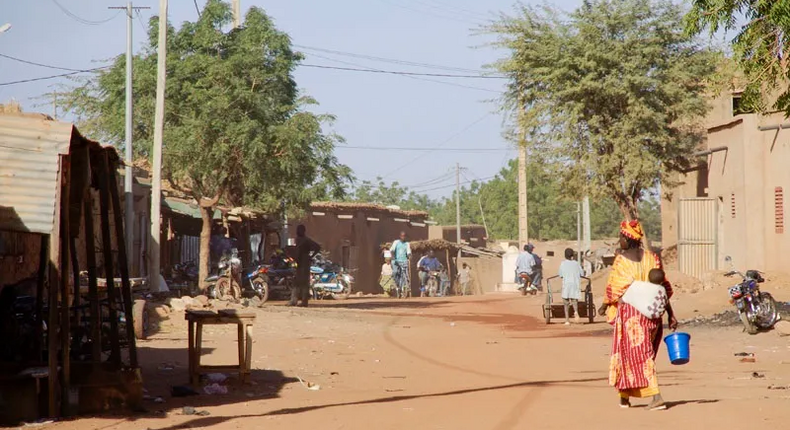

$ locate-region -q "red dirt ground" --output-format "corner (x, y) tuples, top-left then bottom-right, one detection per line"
(42, 293), (790, 430)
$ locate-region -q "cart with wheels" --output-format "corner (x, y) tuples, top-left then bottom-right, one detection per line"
(542, 275), (595, 324)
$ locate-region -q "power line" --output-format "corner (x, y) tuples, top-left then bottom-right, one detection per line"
(0, 53), (102, 72)
(418, 175), (496, 193)
(51, 0), (121, 25)
(381, 113), (493, 179)
(135, 9), (148, 33)
(407, 171), (456, 189)
(0, 67), (108, 86)
(301, 53), (500, 93)
(294, 44), (498, 75)
(336, 145), (512, 152)
(301, 64), (505, 79)
(193, 0), (202, 16)
(376, 0), (483, 26)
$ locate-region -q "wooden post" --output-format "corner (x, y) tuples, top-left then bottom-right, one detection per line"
(59, 168), (72, 416)
(70, 238), (80, 322)
(107, 158), (139, 367)
(47, 157), (66, 417)
(83, 191), (102, 362)
(445, 249), (452, 295)
(96, 152), (122, 364)
(35, 234), (48, 361)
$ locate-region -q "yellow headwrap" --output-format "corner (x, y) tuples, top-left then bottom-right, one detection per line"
(620, 220), (644, 241)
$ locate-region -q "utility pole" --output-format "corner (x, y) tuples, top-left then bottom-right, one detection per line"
(110, 2), (149, 267)
(456, 163), (462, 265)
(232, 0), (241, 28)
(518, 144), (528, 247)
(577, 202), (582, 262)
(149, 0), (167, 291)
(582, 196), (591, 249)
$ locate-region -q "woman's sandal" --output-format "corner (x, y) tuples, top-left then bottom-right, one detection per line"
(647, 399), (667, 411)
(619, 397), (631, 409)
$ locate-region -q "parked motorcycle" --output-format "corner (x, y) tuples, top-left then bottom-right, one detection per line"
(205, 249), (242, 301)
(310, 253), (353, 300)
(420, 270), (441, 297)
(171, 260), (199, 290)
(724, 256), (779, 335)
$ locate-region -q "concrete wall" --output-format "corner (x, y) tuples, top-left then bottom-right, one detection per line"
(663, 89), (790, 273)
(458, 255), (502, 294)
(290, 208), (429, 294)
(428, 225), (488, 248)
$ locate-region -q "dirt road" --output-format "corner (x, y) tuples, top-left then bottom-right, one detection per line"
(48, 294), (790, 430)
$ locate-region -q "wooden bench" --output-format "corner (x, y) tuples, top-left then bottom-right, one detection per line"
(185, 309), (256, 386)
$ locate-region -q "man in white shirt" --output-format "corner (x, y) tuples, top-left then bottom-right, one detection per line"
(515, 244), (537, 292)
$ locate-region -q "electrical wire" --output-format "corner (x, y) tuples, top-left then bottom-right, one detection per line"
(294, 44), (499, 75)
(380, 112), (493, 179)
(0, 53), (99, 72)
(417, 175), (496, 193)
(405, 0), (490, 23)
(194, 0), (202, 17)
(301, 64), (505, 79)
(136, 10), (148, 34)
(376, 0), (483, 26)
(0, 67), (109, 86)
(50, 0), (121, 25)
(301, 53), (501, 93)
(335, 145), (512, 151)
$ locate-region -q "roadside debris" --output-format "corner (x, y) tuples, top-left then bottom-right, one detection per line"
(172, 385), (199, 397)
(752, 372), (765, 379)
(206, 373), (228, 383)
(297, 376), (321, 391)
(734, 352), (755, 357)
(739, 357), (757, 363)
(182, 406), (211, 416)
(768, 385), (790, 390)
(204, 383), (229, 395)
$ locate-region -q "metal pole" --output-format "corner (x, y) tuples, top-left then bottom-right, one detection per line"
(124, 2), (135, 263)
(149, 0), (167, 291)
(456, 163), (462, 263)
(109, 3), (148, 270)
(577, 201), (582, 262)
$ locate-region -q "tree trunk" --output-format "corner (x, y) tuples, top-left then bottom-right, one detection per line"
(198, 206), (213, 291)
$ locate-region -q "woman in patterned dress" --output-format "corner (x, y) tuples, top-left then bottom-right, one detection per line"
(598, 220), (678, 410)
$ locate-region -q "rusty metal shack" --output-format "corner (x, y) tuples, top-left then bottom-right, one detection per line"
(0, 113), (141, 424)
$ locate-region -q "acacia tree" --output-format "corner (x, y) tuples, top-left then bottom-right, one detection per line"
(685, 0), (790, 112)
(488, 0), (718, 221)
(57, 0), (350, 288)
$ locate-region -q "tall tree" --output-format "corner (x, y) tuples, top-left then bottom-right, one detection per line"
(685, 0), (790, 113)
(487, 0), (718, 222)
(56, 0), (350, 288)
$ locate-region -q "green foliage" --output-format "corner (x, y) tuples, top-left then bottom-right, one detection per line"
(55, 0), (350, 211)
(685, 0), (790, 113)
(345, 178), (440, 212)
(354, 159), (662, 241)
(487, 0), (718, 220)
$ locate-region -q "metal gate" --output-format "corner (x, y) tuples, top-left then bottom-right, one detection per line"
(677, 198), (718, 278)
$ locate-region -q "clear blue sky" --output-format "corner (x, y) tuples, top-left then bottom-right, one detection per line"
(1, 0), (574, 199)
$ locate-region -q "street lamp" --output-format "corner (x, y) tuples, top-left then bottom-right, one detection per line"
(0, 23), (11, 34)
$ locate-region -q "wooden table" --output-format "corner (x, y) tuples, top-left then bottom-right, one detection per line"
(185, 309), (256, 386)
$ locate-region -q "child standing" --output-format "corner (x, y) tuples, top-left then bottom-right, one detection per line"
(558, 248), (585, 325)
(457, 263), (471, 296)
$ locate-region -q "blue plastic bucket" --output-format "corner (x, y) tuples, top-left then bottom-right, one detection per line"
(664, 332), (691, 365)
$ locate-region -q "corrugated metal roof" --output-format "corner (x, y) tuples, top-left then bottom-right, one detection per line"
(0, 113), (74, 234)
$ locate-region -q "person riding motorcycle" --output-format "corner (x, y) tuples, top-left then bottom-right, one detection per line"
(418, 250), (443, 294)
(515, 244), (538, 293)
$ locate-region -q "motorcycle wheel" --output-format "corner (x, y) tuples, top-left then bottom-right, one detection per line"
(217, 277), (241, 301)
(427, 278), (438, 298)
(740, 311), (758, 335)
(133, 299), (149, 340)
(758, 292), (779, 329)
(331, 280), (351, 300)
(251, 277), (269, 304)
